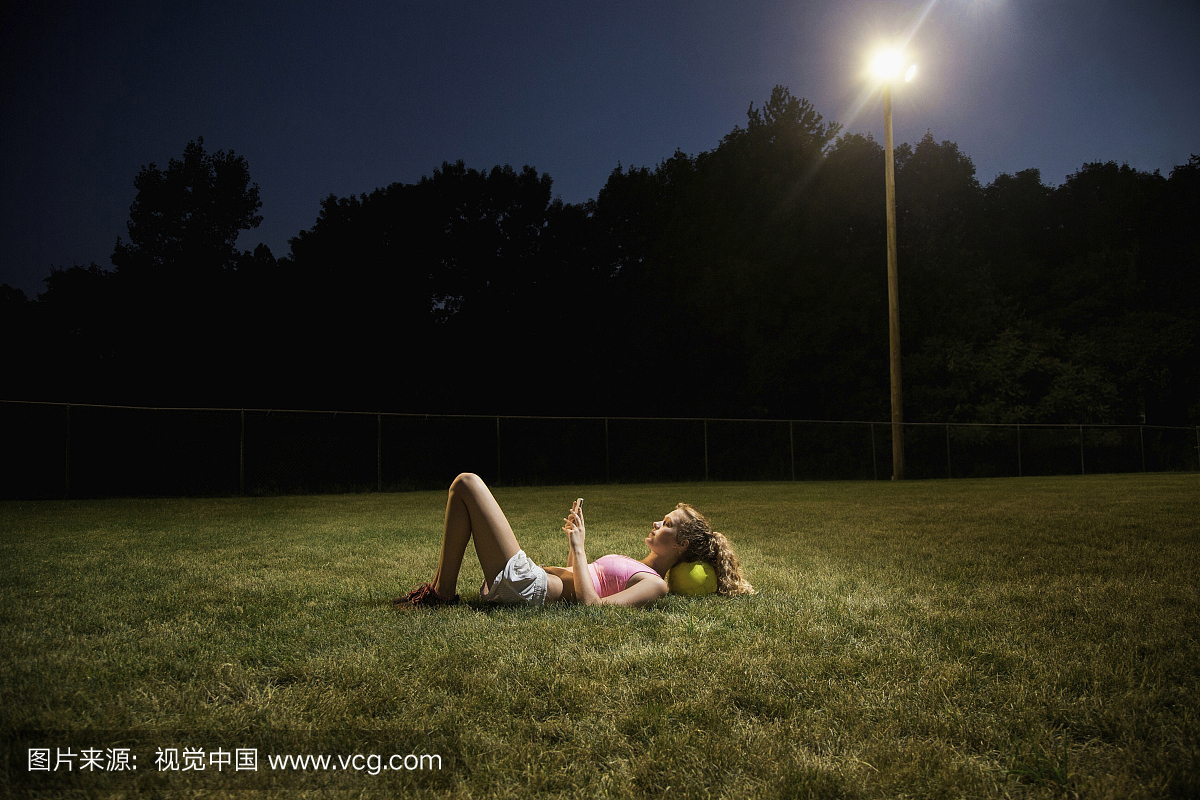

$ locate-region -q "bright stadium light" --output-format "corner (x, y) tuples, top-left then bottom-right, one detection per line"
(869, 47), (917, 83)
(870, 48), (905, 80)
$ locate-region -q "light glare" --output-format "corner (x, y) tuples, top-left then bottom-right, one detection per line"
(905, 64), (917, 82)
(870, 49), (904, 80)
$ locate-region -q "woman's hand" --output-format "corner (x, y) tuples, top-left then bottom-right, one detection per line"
(562, 498), (586, 551)
(562, 498), (601, 605)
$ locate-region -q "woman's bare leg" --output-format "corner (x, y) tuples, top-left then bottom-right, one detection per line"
(429, 473), (521, 600)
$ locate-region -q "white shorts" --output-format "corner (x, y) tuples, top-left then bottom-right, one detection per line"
(480, 550), (548, 606)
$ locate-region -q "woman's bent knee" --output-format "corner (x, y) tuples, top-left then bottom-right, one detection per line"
(450, 472), (483, 496)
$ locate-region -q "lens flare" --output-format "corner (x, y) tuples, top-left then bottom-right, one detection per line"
(870, 49), (904, 80)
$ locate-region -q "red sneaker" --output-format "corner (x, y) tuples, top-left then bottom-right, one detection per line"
(393, 582), (459, 608)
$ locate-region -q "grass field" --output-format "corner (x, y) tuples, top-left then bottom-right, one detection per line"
(1, 474), (1198, 798)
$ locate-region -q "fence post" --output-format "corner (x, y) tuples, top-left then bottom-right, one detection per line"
(495, 416), (501, 483)
(703, 419), (709, 481)
(377, 413), (382, 492)
(946, 423), (952, 479)
(871, 422), (878, 481)
(239, 409), (245, 495)
(1016, 424), (1022, 477)
(789, 420), (795, 481)
(1139, 425), (1146, 473)
(1079, 424), (1086, 475)
(605, 418), (610, 483)
(64, 403), (71, 498)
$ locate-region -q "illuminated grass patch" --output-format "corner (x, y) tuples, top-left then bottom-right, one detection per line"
(1, 474), (1197, 797)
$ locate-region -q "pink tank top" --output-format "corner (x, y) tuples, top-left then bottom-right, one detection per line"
(587, 554), (661, 598)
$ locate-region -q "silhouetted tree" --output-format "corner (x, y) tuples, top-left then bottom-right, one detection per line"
(978, 168), (1054, 300)
(105, 138), (263, 403)
(9, 92), (1198, 425)
(1150, 155), (1200, 316)
(112, 137), (262, 282)
(284, 161), (593, 412)
(38, 263), (117, 362)
(894, 133), (987, 343)
(1036, 161), (1164, 334)
(1, 283), (39, 399)
(616, 86), (847, 418)
(0, 284), (28, 308)
(1046, 159), (1199, 423)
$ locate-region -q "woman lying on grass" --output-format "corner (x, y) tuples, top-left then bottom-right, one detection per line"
(396, 472), (753, 609)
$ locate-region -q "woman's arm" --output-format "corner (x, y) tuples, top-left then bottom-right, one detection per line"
(595, 571), (669, 607)
(564, 498), (582, 570)
(563, 501), (668, 608)
(564, 500), (600, 605)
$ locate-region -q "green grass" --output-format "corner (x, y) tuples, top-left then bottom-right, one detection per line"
(1, 474), (1198, 798)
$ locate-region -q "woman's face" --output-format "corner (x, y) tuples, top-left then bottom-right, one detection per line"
(646, 509), (688, 556)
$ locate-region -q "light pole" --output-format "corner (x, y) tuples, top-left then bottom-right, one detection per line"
(870, 50), (914, 480)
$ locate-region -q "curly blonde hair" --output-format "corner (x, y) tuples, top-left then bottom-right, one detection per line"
(673, 503), (755, 596)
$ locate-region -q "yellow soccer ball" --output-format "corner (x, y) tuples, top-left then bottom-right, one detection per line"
(667, 560), (718, 596)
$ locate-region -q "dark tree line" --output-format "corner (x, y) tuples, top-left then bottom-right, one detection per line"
(4, 88), (1198, 424)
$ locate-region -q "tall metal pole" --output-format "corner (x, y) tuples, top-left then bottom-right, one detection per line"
(883, 83), (905, 480)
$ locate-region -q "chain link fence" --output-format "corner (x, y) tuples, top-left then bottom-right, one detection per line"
(2, 401), (1197, 499)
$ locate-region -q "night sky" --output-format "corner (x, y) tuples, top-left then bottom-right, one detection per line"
(3, 0), (1198, 299)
